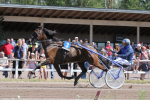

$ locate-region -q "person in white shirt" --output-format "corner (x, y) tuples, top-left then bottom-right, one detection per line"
(0, 51), (9, 78)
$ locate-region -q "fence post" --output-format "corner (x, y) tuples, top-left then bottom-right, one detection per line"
(15, 60), (18, 79)
(70, 63), (73, 76)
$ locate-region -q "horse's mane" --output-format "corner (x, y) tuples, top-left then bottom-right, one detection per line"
(42, 28), (63, 41)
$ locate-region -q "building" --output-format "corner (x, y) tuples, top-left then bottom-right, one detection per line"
(0, 3), (150, 48)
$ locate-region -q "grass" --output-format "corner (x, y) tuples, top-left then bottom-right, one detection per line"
(125, 80), (150, 84)
(1, 78), (150, 84)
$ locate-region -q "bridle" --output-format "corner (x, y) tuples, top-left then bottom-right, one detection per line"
(30, 28), (42, 43)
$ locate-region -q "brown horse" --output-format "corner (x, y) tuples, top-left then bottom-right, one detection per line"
(28, 26), (107, 86)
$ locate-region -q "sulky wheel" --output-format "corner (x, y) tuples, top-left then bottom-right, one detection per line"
(105, 68), (125, 89)
(89, 68), (106, 88)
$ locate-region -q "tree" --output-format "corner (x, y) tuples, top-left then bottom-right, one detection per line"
(0, 13), (5, 47)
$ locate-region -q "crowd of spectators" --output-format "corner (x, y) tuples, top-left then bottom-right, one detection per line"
(0, 37), (150, 80)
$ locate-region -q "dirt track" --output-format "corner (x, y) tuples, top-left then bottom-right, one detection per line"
(0, 82), (150, 100)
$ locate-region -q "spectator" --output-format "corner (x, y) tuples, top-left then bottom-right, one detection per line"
(84, 39), (89, 45)
(10, 38), (16, 48)
(92, 41), (98, 49)
(12, 39), (25, 78)
(22, 38), (29, 68)
(81, 39), (90, 79)
(39, 54), (47, 80)
(133, 44), (141, 72)
(80, 40), (83, 44)
(0, 52), (9, 78)
(100, 46), (107, 56)
(147, 45), (150, 59)
(60, 64), (68, 80)
(114, 44), (120, 53)
(68, 38), (71, 42)
(105, 41), (113, 59)
(47, 64), (54, 79)
(114, 38), (134, 80)
(81, 62), (89, 79)
(131, 42), (136, 50)
(139, 46), (149, 80)
(143, 42), (147, 49)
(27, 43), (38, 60)
(140, 42), (143, 46)
(147, 45), (150, 70)
(74, 37), (80, 77)
(72, 40), (75, 43)
(75, 37), (80, 44)
(27, 53), (37, 78)
(0, 38), (14, 59)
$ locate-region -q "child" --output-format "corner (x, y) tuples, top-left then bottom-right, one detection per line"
(27, 53), (37, 78)
(39, 54), (47, 80)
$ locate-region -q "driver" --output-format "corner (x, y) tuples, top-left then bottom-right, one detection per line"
(114, 38), (134, 79)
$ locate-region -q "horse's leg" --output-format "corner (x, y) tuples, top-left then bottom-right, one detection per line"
(74, 62), (87, 86)
(53, 64), (74, 79)
(29, 59), (50, 79)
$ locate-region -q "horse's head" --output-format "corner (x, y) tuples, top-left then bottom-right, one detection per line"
(28, 26), (47, 45)
(28, 26), (62, 45)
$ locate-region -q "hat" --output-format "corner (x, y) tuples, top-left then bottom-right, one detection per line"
(122, 38), (130, 44)
(137, 44), (141, 47)
(31, 53), (35, 55)
(115, 44), (119, 46)
(85, 39), (88, 41)
(107, 41), (110, 43)
(75, 37), (78, 39)
(41, 54), (45, 57)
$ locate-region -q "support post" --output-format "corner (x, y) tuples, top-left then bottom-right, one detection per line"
(137, 26), (140, 44)
(41, 22), (44, 27)
(90, 24), (93, 45)
(15, 61), (18, 79)
(70, 63), (74, 76)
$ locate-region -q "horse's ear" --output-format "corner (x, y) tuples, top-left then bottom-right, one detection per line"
(37, 26), (43, 30)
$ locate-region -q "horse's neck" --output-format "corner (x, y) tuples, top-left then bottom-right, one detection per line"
(41, 41), (49, 58)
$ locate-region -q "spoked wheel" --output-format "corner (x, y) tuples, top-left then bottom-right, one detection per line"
(89, 68), (106, 88)
(105, 68), (125, 89)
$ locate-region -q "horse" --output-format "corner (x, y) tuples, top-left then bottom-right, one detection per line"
(28, 26), (109, 86)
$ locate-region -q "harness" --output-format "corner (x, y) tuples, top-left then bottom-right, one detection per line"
(31, 28), (71, 64)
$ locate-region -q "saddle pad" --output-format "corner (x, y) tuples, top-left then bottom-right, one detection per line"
(64, 41), (71, 49)
(63, 41), (71, 51)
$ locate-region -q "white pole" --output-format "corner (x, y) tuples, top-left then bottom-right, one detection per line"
(137, 26), (140, 44)
(15, 61), (18, 79)
(70, 63), (74, 76)
(90, 24), (93, 45)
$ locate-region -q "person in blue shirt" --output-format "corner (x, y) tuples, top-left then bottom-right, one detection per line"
(114, 38), (134, 62)
(114, 38), (134, 79)
(11, 39), (25, 78)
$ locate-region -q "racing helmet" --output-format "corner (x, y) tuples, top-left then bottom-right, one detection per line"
(122, 38), (130, 45)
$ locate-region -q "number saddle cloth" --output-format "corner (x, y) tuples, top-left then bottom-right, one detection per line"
(62, 41), (71, 52)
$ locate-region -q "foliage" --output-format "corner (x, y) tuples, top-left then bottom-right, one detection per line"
(136, 90), (147, 100)
(1, 0), (150, 10)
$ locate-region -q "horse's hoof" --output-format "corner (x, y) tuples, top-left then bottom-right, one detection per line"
(74, 81), (78, 86)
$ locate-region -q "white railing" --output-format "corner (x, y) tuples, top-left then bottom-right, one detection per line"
(0, 58), (150, 79)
